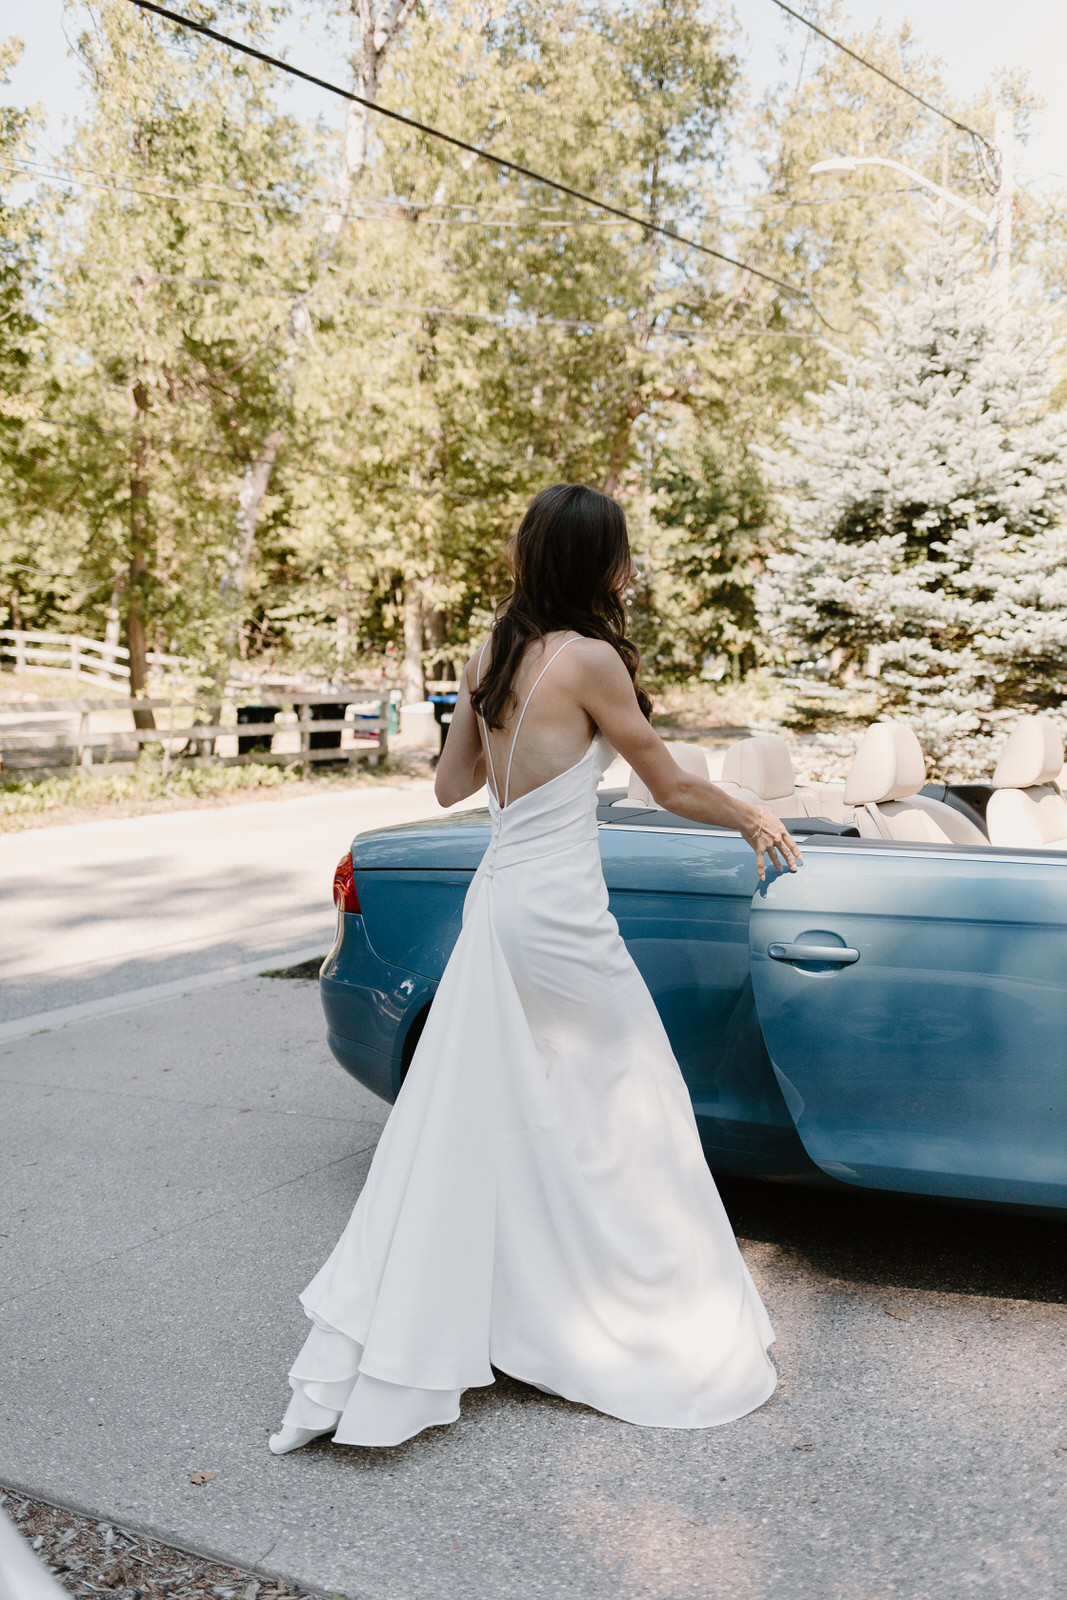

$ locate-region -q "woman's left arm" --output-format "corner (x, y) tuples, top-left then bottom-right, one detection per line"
(434, 658), (488, 807)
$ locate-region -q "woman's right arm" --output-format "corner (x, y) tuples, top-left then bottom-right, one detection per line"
(573, 641), (802, 879)
(433, 652), (488, 807)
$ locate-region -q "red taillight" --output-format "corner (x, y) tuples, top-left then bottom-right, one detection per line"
(333, 851), (361, 913)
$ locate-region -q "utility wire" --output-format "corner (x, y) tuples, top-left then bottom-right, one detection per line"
(126, 0), (825, 319)
(766, 0), (997, 165)
(30, 413), (529, 501)
(31, 256), (825, 341)
(1, 159), (683, 228)
(2, 155), (929, 221)
(62, 263), (825, 341)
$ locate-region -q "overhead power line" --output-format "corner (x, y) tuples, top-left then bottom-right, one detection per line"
(766, 0), (996, 165)
(2, 155), (928, 222)
(62, 262), (826, 342)
(1, 157), (693, 229)
(126, 0), (822, 318)
(31, 413), (504, 499)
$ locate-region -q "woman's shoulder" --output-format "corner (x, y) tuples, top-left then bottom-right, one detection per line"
(461, 636), (494, 685)
(558, 634), (627, 675)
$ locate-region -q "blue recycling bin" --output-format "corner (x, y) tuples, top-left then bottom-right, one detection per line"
(427, 692), (458, 754)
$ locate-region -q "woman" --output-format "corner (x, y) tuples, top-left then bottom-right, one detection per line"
(270, 483), (801, 1454)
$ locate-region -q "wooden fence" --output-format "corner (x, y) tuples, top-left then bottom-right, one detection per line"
(0, 688), (388, 777)
(0, 628), (189, 686)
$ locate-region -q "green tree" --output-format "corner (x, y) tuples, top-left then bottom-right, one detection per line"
(312, 0), (768, 693)
(29, 0), (316, 718)
(647, 433), (768, 679)
(0, 39), (50, 633)
(760, 217), (1067, 774)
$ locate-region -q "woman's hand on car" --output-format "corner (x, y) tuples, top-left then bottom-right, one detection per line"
(741, 805), (803, 881)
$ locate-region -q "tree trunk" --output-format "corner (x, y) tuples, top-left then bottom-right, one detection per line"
(224, 2), (417, 658)
(200, 431), (282, 755)
(402, 584), (424, 703)
(8, 586), (22, 631)
(603, 160), (657, 498)
(127, 379), (155, 732)
(423, 598), (447, 683)
(223, 427), (284, 643)
(602, 394), (644, 498)
(103, 572), (123, 667)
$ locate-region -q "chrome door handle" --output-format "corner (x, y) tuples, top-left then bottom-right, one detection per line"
(768, 942), (860, 965)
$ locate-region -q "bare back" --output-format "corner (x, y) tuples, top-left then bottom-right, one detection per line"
(474, 632), (596, 808)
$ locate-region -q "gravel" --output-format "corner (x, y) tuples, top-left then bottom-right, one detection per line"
(0, 1488), (326, 1600)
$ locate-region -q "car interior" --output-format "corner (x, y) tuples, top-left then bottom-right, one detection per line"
(604, 714), (1067, 852)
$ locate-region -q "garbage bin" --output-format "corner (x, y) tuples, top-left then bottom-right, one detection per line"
(236, 704), (279, 755)
(309, 701), (346, 751)
(346, 701), (382, 742)
(428, 692), (458, 755)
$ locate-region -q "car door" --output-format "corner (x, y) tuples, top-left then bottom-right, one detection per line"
(748, 838), (1067, 1208)
(598, 822), (807, 1171)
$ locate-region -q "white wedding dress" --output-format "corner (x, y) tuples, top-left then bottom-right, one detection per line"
(272, 640), (776, 1449)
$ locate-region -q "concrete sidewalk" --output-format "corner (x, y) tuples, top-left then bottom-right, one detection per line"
(1, 977), (1065, 1600)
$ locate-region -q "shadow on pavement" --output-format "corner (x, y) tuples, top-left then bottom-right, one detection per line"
(718, 1174), (1067, 1304)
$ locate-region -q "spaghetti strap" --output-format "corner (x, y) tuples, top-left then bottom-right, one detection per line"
(503, 635), (579, 808)
(475, 640), (502, 803)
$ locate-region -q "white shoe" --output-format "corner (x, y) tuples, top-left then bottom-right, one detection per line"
(268, 1424), (333, 1456)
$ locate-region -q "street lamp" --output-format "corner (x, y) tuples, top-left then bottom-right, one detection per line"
(808, 155), (991, 227)
(809, 109), (1014, 313)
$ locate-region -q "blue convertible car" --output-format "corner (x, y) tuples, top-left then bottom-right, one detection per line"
(321, 719), (1067, 1215)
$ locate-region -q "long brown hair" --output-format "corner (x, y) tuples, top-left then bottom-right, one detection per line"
(470, 482), (652, 731)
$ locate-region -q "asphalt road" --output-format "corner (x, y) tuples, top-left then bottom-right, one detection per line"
(1, 780), (1064, 1598)
(1, 973), (1064, 1600)
(0, 780), (461, 1026)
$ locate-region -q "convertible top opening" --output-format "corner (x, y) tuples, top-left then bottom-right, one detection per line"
(596, 793), (860, 838)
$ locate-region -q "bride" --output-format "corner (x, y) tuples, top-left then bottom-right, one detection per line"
(270, 482), (802, 1454)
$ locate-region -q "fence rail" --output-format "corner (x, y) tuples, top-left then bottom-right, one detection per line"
(0, 629), (190, 686)
(0, 687), (389, 776)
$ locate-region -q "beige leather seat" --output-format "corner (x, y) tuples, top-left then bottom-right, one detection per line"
(720, 734), (816, 819)
(843, 721), (986, 845)
(986, 716), (1067, 850)
(623, 740), (722, 808)
(800, 782), (848, 824)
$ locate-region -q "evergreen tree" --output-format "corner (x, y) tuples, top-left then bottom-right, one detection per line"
(760, 215), (1067, 774)
(0, 39), (49, 632)
(25, 0), (315, 713)
(635, 427), (767, 679)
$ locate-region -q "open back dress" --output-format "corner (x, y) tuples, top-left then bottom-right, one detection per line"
(274, 637), (777, 1447)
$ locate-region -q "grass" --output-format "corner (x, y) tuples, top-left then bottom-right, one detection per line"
(0, 755), (435, 832)
(0, 669), (133, 704)
(651, 671), (794, 737)
(649, 672), (883, 784)
(260, 956), (327, 980)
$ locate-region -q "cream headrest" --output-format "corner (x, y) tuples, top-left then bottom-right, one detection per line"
(722, 735), (795, 801)
(843, 721), (925, 806)
(627, 740), (709, 804)
(992, 715), (1064, 790)
(664, 741), (712, 780)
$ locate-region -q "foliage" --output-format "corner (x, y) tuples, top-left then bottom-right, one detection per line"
(275, 0), (763, 687)
(5, 0), (318, 689)
(0, 758), (302, 825)
(0, 39), (49, 628)
(0, 0), (1064, 778)
(760, 215), (1067, 774)
(640, 431), (768, 680)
